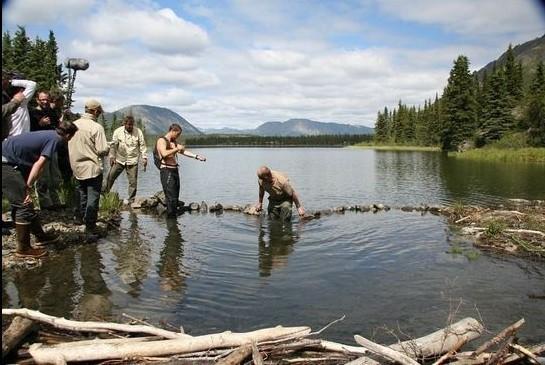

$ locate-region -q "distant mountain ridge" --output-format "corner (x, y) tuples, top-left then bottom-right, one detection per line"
(106, 105), (203, 136)
(205, 119), (373, 136)
(477, 34), (545, 81)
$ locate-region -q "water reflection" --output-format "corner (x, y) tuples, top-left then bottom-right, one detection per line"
(8, 244), (112, 321)
(112, 213), (151, 298)
(156, 218), (187, 293)
(258, 218), (300, 277)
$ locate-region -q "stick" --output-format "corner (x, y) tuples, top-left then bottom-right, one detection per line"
(216, 345), (252, 365)
(485, 335), (514, 365)
(343, 356), (381, 365)
(310, 315), (346, 336)
(455, 216), (471, 224)
(252, 341), (264, 365)
(2, 316), (36, 359)
(354, 335), (420, 365)
(431, 338), (467, 365)
(509, 343), (541, 364)
(2, 308), (187, 339)
(471, 318), (524, 357)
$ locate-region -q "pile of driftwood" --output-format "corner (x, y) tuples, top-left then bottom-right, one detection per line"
(2, 309), (544, 365)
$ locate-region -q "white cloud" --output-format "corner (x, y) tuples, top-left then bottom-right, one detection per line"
(3, 0), (94, 24)
(378, 0), (544, 37)
(83, 6), (209, 55)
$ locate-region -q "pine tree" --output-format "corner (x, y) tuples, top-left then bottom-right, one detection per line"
(11, 26), (32, 77)
(2, 31), (14, 71)
(504, 44), (523, 102)
(523, 62), (545, 146)
(440, 55), (477, 151)
(481, 69), (513, 142)
(374, 109), (388, 143)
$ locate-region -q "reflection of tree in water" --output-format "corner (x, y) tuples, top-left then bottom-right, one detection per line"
(10, 244), (112, 321)
(112, 213), (151, 298)
(258, 218), (299, 277)
(156, 219), (187, 293)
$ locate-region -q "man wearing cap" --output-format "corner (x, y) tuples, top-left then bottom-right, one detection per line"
(68, 99), (109, 234)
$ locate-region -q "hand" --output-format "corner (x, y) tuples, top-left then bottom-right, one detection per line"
(142, 158), (148, 171)
(23, 186), (33, 205)
(110, 157), (116, 166)
(255, 202), (262, 212)
(12, 91), (25, 104)
(196, 154), (206, 162)
(177, 144), (184, 153)
(297, 206), (306, 217)
(39, 116), (51, 126)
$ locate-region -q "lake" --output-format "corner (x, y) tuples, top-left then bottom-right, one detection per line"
(3, 148), (544, 345)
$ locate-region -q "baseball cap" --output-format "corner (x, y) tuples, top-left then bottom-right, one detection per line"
(85, 99), (102, 111)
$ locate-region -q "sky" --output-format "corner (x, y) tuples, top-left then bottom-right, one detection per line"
(2, 0), (545, 130)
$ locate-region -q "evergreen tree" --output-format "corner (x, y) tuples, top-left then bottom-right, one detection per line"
(504, 44), (523, 102)
(440, 55), (477, 151)
(2, 31), (14, 71)
(523, 62), (545, 146)
(11, 26), (31, 77)
(374, 109), (388, 143)
(481, 69), (513, 142)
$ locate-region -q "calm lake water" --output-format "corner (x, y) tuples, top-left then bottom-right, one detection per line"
(3, 148), (545, 344)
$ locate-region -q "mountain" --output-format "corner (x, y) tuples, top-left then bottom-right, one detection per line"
(205, 119), (373, 136)
(476, 34), (545, 81)
(107, 105), (203, 136)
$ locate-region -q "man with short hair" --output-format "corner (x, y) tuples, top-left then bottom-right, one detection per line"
(30, 90), (64, 209)
(156, 123), (206, 218)
(104, 115), (147, 203)
(255, 166), (305, 220)
(68, 99), (109, 233)
(2, 121), (79, 258)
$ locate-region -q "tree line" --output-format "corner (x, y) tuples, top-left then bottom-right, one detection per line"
(3, 26), (63, 96)
(374, 45), (545, 150)
(182, 134), (373, 147)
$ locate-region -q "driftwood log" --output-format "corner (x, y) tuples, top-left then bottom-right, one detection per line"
(2, 316), (36, 359)
(28, 326), (311, 364)
(355, 334), (420, 365)
(389, 317), (484, 359)
(2, 308), (187, 339)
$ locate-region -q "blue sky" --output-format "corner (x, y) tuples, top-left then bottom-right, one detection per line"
(3, 0), (544, 129)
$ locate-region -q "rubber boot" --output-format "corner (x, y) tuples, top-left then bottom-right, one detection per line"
(15, 223), (48, 258)
(29, 219), (59, 246)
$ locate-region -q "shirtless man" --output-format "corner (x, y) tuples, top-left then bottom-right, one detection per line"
(156, 123), (206, 218)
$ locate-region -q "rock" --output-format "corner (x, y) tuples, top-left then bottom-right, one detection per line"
(156, 204), (167, 216)
(359, 205), (371, 212)
(334, 206), (345, 213)
(189, 202), (200, 211)
(320, 209), (333, 216)
(347, 205), (357, 211)
(154, 191), (167, 206)
(243, 204), (260, 215)
(375, 203), (384, 210)
(200, 201), (208, 213)
(209, 203), (223, 213)
(401, 206), (414, 212)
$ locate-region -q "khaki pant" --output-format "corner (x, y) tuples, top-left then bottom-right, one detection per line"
(104, 163), (139, 202)
(267, 199), (293, 220)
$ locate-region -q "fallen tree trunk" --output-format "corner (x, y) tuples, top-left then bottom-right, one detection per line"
(355, 334), (420, 365)
(2, 316), (36, 359)
(389, 317), (484, 359)
(28, 325), (311, 364)
(2, 308), (187, 339)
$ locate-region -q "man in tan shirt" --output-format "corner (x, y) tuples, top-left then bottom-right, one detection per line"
(104, 115), (147, 202)
(255, 166), (305, 220)
(68, 99), (109, 233)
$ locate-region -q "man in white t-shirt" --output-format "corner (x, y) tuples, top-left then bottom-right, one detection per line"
(7, 73), (36, 137)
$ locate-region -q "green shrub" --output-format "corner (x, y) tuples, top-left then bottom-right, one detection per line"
(100, 191), (122, 217)
(485, 219), (507, 237)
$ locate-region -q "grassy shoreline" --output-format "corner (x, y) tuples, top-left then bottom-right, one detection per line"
(351, 143), (440, 151)
(450, 147), (545, 163)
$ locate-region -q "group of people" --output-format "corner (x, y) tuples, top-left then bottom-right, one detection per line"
(2, 70), (306, 260)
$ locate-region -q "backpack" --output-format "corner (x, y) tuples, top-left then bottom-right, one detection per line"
(153, 137), (169, 169)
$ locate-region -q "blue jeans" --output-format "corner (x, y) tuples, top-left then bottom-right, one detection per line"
(77, 174), (103, 228)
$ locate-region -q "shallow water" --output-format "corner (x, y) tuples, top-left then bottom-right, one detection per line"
(3, 148), (544, 344)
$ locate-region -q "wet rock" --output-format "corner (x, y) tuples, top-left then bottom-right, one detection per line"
(189, 202), (200, 211)
(243, 204), (260, 215)
(401, 206), (414, 212)
(200, 201), (208, 213)
(320, 209), (334, 216)
(347, 205), (357, 211)
(428, 206), (442, 214)
(334, 206), (346, 213)
(358, 205), (371, 212)
(154, 191), (167, 206)
(374, 203), (385, 210)
(383, 205), (391, 211)
(209, 203), (223, 213)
